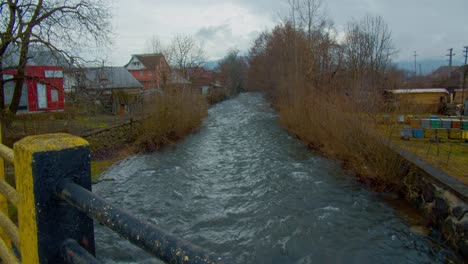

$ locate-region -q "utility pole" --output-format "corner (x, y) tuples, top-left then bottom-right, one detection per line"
(447, 48), (455, 66)
(463, 46), (468, 65)
(413, 51), (417, 76)
(419, 64), (422, 76)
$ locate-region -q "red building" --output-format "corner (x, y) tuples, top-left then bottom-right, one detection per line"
(188, 67), (221, 95)
(3, 65), (65, 112)
(124, 53), (170, 90)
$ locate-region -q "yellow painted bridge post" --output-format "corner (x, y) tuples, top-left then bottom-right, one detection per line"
(14, 133), (95, 263)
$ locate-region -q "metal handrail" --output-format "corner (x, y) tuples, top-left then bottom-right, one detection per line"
(0, 209), (20, 249)
(62, 239), (101, 264)
(0, 180), (19, 207)
(0, 237), (20, 264)
(0, 144), (14, 164)
(57, 180), (225, 264)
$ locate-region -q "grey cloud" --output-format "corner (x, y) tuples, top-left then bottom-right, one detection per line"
(196, 24), (232, 40)
(109, 0), (468, 64)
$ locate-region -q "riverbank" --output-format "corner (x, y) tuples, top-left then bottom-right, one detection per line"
(93, 93), (457, 263)
(89, 92), (233, 182)
(278, 106), (468, 260)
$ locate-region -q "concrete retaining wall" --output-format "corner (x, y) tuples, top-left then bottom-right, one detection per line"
(395, 146), (468, 258)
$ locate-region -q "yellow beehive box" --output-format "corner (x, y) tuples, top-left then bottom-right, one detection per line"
(463, 130), (468, 140)
(449, 130), (461, 140)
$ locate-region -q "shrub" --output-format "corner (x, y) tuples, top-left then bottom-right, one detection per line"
(136, 89), (207, 152)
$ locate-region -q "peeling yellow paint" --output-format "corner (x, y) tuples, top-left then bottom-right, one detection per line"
(14, 133), (89, 263)
(17, 133), (89, 153)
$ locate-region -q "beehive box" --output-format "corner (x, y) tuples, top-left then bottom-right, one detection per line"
(421, 119), (431, 129)
(400, 127), (412, 139)
(412, 128), (424, 138)
(452, 120), (461, 129)
(430, 118), (441, 129)
(441, 119), (452, 129)
(462, 120), (468, 130)
(449, 129), (462, 140)
(410, 119), (421, 129)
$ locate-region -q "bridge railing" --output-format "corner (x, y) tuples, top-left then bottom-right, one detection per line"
(0, 127), (20, 263)
(0, 131), (224, 264)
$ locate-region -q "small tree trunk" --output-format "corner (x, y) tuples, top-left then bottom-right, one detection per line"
(9, 41), (29, 115)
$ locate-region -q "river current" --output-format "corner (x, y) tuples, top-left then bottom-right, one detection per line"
(94, 93), (456, 263)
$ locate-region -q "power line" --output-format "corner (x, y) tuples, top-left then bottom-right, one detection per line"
(447, 48), (455, 66)
(413, 51), (417, 76)
(463, 46), (468, 65)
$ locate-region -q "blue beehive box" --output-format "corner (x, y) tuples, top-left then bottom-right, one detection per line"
(400, 127), (412, 139)
(413, 128), (424, 138)
(441, 119), (452, 129)
(420, 119), (431, 129)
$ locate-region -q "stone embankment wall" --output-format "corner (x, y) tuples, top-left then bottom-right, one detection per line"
(396, 146), (468, 258)
(80, 119), (142, 152)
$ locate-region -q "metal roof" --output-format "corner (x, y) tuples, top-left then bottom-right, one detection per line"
(2, 46), (72, 68)
(80, 67), (143, 90)
(385, 88), (449, 94)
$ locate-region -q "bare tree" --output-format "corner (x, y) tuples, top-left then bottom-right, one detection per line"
(343, 15), (395, 92)
(144, 35), (166, 54)
(217, 49), (248, 96)
(0, 0), (112, 115)
(166, 34), (206, 81)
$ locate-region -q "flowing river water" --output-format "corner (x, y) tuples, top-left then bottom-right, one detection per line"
(94, 93), (458, 263)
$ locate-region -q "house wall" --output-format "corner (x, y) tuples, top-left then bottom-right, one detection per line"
(126, 56), (170, 90)
(453, 90), (468, 105)
(3, 66), (65, 112)
(128, 70), (159, 89)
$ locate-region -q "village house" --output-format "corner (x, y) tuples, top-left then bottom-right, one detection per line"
(188, 67), (222, 95)
(69, 67), (144, 116)
(2, 49), (67, 113)
(384, 88), (450, 113)
(124, 53), (170, 90)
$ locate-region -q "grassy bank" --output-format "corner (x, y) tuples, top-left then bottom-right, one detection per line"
(278, 92), (405, 191)
(381, 121), (468, 185)
(89, 90), (208, 181)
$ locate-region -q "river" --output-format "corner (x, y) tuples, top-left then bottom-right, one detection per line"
(94, 93), (457, 263)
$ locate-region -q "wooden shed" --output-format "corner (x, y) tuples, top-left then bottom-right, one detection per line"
(453, 89), (468, 105)
(75, 67), (144, 115)
(384, 88), (449, 113)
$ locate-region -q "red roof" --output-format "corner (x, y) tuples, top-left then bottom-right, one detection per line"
(127, 53), (166, 71)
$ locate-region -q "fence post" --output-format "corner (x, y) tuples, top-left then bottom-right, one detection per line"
(14, 133), (95, 263)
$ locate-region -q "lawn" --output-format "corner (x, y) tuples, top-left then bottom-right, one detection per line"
(379, 117), (468, 185)
(4, 113), (130, 146)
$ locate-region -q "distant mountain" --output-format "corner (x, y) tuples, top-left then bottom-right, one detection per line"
(204, 60), (219, 70)
(395, 59), (464, 75)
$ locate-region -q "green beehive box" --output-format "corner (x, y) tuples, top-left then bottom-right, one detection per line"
(430, 118), (441, 129)
(462, 120), (468, 130)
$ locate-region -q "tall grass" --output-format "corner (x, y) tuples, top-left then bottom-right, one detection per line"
(136, 89), (208, 152)
(278, 87), (404, 191)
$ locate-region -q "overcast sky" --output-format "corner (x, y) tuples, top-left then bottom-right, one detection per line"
(108, 0), (468, 66)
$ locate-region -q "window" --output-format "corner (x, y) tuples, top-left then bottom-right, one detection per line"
(140, 71), (144, 76)
(37, 83), (47, 109)
(148, 71), (153, 76)
(132, 62), (140, 66)
(44, 70), (63, 78)
(51, 90), (59, 102)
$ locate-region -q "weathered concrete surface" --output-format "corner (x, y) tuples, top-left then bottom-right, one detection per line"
(395, 146), (468, 259)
